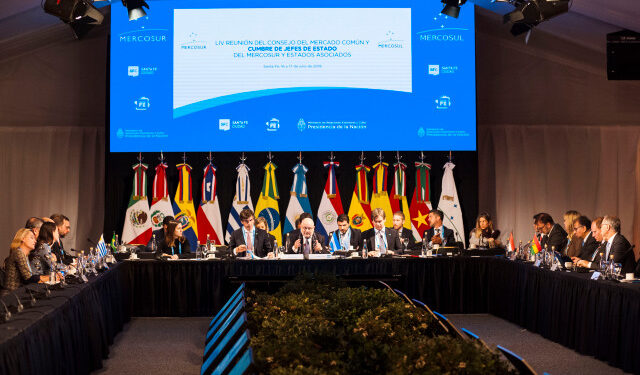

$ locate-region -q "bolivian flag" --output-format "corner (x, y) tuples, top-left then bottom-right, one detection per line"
(255, 162), (282, 246)
(531, 234), (542, 254)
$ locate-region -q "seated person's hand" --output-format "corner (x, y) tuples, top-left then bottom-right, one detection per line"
(171, 254), (179, 260)
(51, 253), (58, 262)
(266, 252), (275, 259)
(234, 244), (247, 255)
(571, 257), (580, 264)
(39, 275), (50, 283)
(432, 235), (442, 245)
(576, 259), (588, 268)
(313, 242), (322, 252)
(368, 251), (379, 257)
(293, 239), (301, 251)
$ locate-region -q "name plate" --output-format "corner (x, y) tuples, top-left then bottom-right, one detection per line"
(81, 274), (89, 283)
(591, 272), (601, 280)
(278, 254), (334, 260)
(550, 263), (558, 271)
(534, 259), (541, 267)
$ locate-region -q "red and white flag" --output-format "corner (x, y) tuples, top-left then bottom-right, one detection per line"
(316, 161), (344, 237)
(508, 232), (516, 252)
(197, 160), (224, 245)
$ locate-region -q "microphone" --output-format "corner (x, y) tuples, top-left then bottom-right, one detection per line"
(0, 300), (11, 322)
(436, 206), (463, 245)
(12, 292), (23, 313)
(27, 289), (37, 307)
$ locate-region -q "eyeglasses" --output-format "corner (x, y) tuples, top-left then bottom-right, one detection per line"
(573, 225), (584, 231)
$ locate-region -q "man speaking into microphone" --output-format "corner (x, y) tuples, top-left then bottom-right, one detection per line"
(288, 218), (328, 255)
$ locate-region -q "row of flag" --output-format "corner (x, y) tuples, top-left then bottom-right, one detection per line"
(121, 154), (466, 250)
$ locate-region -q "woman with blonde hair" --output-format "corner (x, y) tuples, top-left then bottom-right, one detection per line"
(563, 210), (581, 256)
(3, 228), (49, 291)
(468, 213), (501, 249)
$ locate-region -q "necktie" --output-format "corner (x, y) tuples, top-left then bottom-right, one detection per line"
(378, 232), (386, 254)
(246, 231), (253, 251)
(303, 239), (310, 256)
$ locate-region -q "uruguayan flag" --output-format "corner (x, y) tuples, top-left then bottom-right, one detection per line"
(225, 164), (254, 244)
(97, 234), (108, 258)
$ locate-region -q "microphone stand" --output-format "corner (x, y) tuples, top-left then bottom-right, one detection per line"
(438, 207), (464, 248)
(0, 300), (11, 322)
(12, 293), (24, 313)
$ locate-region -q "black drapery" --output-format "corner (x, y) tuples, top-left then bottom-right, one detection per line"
(0, 263), (129, 375)
(2, 258), (640, 374)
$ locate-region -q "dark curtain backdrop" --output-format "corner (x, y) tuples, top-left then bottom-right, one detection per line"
(2, 8), (640, 261)
(104, 151), (479, 245)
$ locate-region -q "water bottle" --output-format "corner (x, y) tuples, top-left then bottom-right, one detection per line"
(206, 234), (211, 255)
(598, 252), (605, 271)
(362, 241), (368, 259)
(151, 234), (157, 253)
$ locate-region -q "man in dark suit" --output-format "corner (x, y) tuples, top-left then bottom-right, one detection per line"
(146, 215), (174, 251)
(574, 217), (605, 269)
(423, 210), (455, 247)
(392, 211), (418, 253)
(362, 208), (402, 256)
(228, 209), (272, 258)
(50, 213), (74, 264)
(599, 216), (636, 273)
(284, 213), (317, 251)
(328, 214), (363, 252)
(534, 213), (568, 252)
(288, 218), (328, 254)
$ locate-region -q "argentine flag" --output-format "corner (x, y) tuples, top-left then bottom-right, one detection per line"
(284, 163), (312, 234)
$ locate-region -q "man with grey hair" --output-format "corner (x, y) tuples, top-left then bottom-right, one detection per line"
(363, 208), (402, 256)
(600, 216), (636, 273)
(289, 218), (328, 254)
(25, 217), (44, 238)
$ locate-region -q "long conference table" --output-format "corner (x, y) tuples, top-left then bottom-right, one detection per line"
(1, 257), (639, 374)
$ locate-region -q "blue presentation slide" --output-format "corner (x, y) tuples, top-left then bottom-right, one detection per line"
(110, 0), (476, 152)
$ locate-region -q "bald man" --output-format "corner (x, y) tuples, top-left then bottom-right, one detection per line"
(287, 218), (328, 254)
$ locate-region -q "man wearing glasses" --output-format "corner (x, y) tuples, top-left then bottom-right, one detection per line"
(533, 213), (567, 253)
(568, 216), (598, 259)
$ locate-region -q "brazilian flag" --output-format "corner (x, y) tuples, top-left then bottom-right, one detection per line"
(255, 162), (282, 246)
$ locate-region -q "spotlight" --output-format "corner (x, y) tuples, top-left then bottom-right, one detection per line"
(43, 0), (104, 39)
(122, 0), (150, 21)
(441, 0), (468, 19)
(503, 0), (570, 36)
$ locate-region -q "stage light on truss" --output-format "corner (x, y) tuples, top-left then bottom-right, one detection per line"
(441, 0), (468, 19)
(122, 0), (150, 21)
(502, 0), (570, 37)
(42, 0), (104, 39)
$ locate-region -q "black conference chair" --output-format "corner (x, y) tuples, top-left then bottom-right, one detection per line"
(496, 345), (537, 375)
